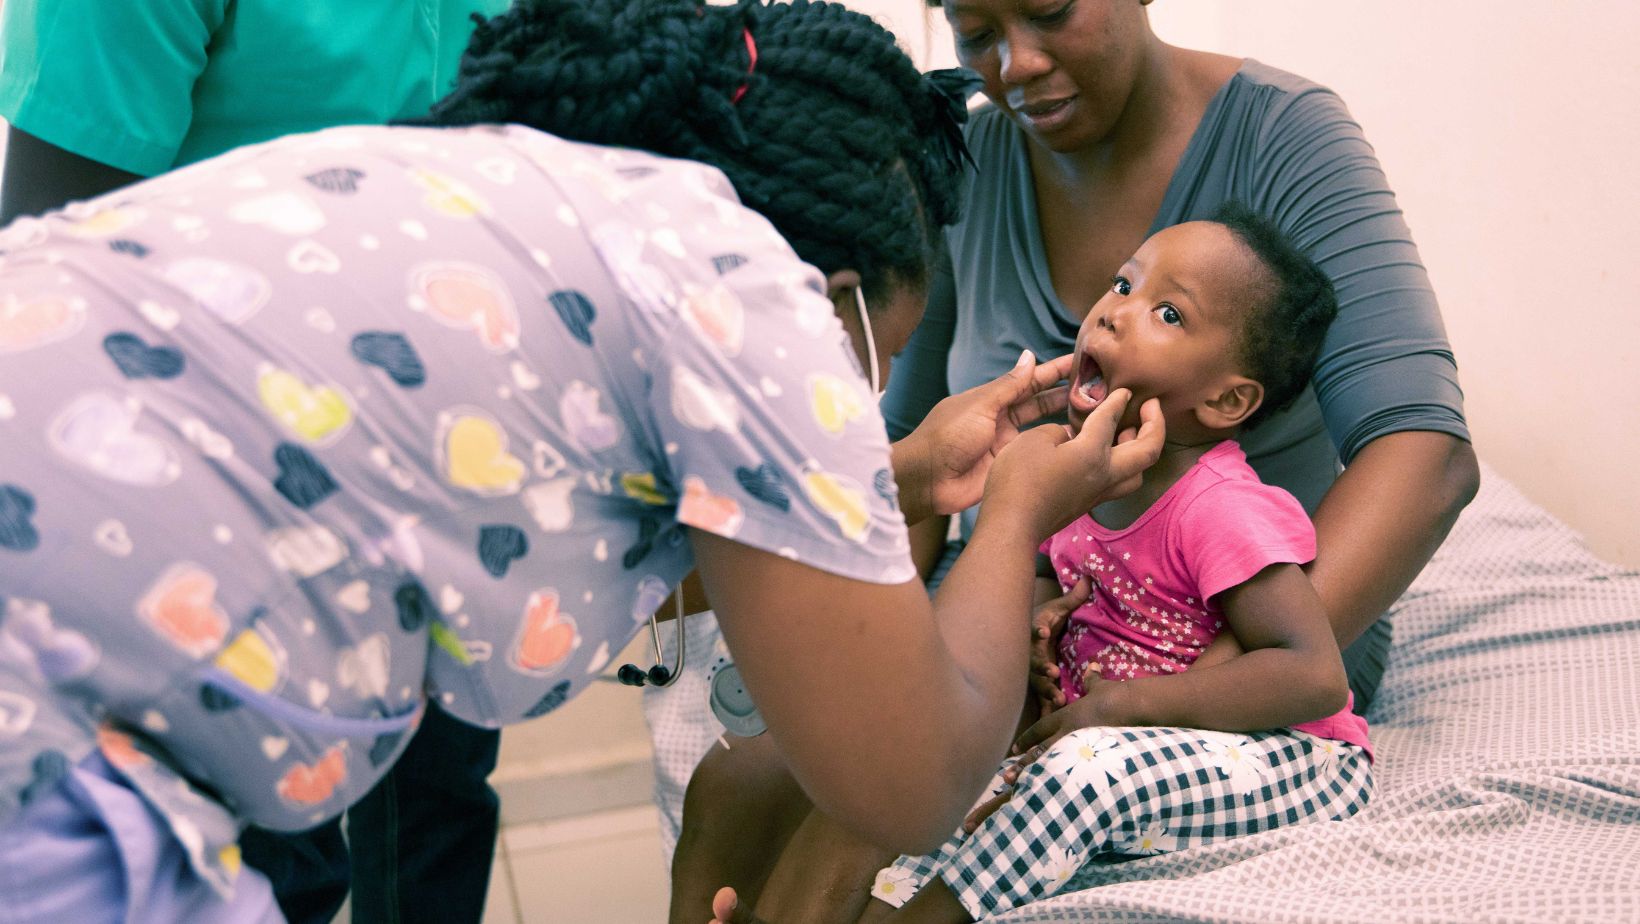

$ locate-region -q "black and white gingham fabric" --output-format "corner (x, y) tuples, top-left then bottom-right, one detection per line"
(872, 727), (1371, 917)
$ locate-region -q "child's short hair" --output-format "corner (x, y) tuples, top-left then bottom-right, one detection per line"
(1210, 202), (1339, 430)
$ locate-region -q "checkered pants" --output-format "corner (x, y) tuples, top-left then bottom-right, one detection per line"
(872, 726), (1373, 918)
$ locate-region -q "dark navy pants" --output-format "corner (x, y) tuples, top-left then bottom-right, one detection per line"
(241, 703), (501, 924)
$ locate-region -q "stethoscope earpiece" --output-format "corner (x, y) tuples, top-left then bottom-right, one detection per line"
(613, 581), (768, 737)
(616, 590), (686, 688)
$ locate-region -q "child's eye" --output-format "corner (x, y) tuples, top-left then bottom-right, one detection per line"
(1110, 275), (1132, 296)
(1157, 304), (1182, 326)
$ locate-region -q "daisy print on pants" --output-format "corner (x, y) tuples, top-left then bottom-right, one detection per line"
(1040, 842), (1085, 893)
(1115, 821), (1180, 857)
(1298, 729), (1343, 770)
(871, 865), (918, 906)
(1197, 730), (1272, 796)
(1042, 730), (1132, 789)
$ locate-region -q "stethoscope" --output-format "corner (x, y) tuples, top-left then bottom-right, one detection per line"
(616, 590), (686, 688)
(614, 286), (881, 738)
(616, 586), (777, 738)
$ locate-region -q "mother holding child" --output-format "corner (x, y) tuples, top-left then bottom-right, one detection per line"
(677, 0), (1478, 921)
(0, 0), (1477, 922)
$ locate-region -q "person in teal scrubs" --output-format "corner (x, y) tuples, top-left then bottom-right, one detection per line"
(0, 3), (512, 921)
(0, 0), (508, 218)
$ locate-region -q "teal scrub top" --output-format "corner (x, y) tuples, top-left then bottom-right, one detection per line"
(0, 0), (510, 176)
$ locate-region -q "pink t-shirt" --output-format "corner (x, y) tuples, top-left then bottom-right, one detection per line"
(1040, 440), (1371, 757)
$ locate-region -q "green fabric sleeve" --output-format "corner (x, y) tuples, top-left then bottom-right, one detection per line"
(0, 0), (227, 175)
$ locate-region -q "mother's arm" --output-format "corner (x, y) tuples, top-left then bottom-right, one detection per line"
(1192, 430), (1478, 671)
(1309, 430), (1478, 648)
(1253, 85), (1481, 655)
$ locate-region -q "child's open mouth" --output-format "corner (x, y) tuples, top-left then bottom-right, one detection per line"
(1069, 350), (1109, 415)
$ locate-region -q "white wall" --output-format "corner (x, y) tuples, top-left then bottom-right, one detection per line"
(1150, 2), (1640, 567)
(841, 0), (958, 70)
(851, 0), (1640, 567)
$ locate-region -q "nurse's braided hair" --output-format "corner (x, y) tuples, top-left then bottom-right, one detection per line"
(424, 0), (972, 302)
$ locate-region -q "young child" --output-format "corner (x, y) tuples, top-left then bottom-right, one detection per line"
(702, 204), (1372, 923)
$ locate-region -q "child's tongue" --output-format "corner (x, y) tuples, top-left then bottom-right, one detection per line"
(1074, 353), (1108, 409)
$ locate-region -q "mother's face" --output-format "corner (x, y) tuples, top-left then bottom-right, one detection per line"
(941, 0), (1152, 153)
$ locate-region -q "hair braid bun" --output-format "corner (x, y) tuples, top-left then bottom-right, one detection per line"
(429, 0), (974, 299)
(434, 0), (744, 149)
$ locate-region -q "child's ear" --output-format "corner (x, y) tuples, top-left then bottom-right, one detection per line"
(1196, 377), (1263, 431)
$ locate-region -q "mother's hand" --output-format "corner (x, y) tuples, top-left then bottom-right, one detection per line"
(982, 388), (1165, 542)
(890, 351), (1074, 524)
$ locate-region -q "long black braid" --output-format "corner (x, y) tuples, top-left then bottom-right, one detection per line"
(423, 0), (968, 302)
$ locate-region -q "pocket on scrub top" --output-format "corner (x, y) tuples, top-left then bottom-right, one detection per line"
(128, 658), (425, 832)
(197, 669), (420, 739)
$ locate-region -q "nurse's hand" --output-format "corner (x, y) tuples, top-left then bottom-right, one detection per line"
(890, 351), (1073, 524)
(981, 388), (1164, 543)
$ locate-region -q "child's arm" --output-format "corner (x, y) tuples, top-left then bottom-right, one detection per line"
(1118, 561), (1348, 728)
(1013, 561), (1347, 753)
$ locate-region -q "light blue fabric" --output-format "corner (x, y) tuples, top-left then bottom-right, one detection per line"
(0, 753), (282, 924)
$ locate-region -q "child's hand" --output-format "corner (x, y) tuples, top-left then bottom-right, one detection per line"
(1009, 667), (1132, 763)
(1029, 576), (1090, 718)
(968, 669), (1123, 833)
(962, 784), (1017, 834)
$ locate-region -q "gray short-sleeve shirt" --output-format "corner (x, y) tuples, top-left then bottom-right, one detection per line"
(883, 59), (1470, 522)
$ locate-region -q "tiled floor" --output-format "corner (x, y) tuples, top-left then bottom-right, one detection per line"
(339, 635), (675, 921)
(491, 805), (671, 922)
(338, 800), (672, 923)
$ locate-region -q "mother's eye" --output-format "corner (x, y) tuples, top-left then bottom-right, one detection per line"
(1032, 1), (1076, 27)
